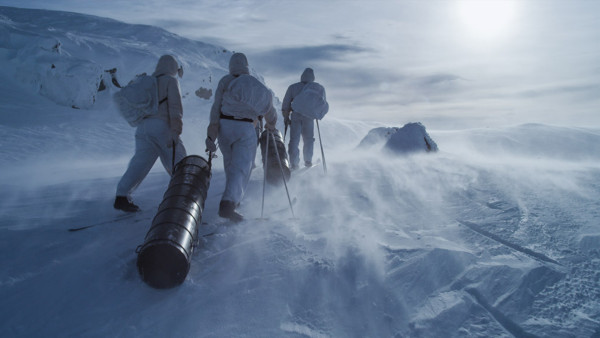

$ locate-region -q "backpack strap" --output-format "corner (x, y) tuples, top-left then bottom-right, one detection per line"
(156, 74), (168, 106)
(225, 74), (240, 91)
(291, 82), (309, 112)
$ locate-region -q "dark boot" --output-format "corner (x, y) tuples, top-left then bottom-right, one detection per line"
(219, 200), (243, 222)
(114, 196), (140, 212)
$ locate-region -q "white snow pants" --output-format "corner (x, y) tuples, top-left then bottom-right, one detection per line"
(288, 113), (315, 167)
(218, 119), (257, 204)
(116, 118), (187, 197)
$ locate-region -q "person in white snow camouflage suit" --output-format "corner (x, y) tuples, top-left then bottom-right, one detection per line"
(281, 68), (326, 169)
(114, 54), (187, 212)
(205, 52), (277, 222)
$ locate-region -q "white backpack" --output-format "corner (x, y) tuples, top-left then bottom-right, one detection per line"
(291, 82), (328, 120)
(221, 74), (273, 120)
(113, 74), (159, 127)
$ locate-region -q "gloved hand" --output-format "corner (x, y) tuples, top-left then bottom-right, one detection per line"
(284, 116), (291, 126)
(205, 137), (217, 153)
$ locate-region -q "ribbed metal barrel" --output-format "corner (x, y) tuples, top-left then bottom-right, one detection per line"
(259, 129), (291, 185)
(136, 155), (211, 289)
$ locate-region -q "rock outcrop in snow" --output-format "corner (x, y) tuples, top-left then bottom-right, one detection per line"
(358, 122), (438, 154)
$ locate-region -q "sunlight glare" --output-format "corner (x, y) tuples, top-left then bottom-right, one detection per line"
(457, 0), (518, 40)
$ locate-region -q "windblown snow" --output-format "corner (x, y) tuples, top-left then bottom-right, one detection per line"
(1, 6), (599, 338)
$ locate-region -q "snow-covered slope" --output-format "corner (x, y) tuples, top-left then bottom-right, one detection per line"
(0, 6), (234, 109)
(1, 7), (599, 338)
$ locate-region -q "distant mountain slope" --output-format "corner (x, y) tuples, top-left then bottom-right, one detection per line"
(0, 6), (256, 111)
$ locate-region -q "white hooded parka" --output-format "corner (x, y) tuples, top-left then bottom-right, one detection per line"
(116, 55), (187, 198)
(206, 53), (277, 205)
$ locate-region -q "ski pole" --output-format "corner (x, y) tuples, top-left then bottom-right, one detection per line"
(260, 131), (269, 219)
(316, 120), (327, 175)
(284, 122), (288, 142)
(172, 139), (176, 176)
(270, 131), (295, 218)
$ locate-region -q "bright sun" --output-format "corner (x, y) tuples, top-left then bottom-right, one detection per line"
(457, 0), (518, 40)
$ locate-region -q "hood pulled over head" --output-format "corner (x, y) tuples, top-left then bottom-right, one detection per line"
(153, 55), (180, 77)
(229, 52), (249, 76)
(301, 68), (315, 83)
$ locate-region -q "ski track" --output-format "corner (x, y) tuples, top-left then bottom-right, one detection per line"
(457, 220), (562, 266)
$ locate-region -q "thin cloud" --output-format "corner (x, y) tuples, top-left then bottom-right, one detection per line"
(254, 44), (373, 73)
(516, 83), (600, 100)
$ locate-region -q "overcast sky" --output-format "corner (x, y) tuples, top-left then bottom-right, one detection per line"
(2, 0), (600, 129)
